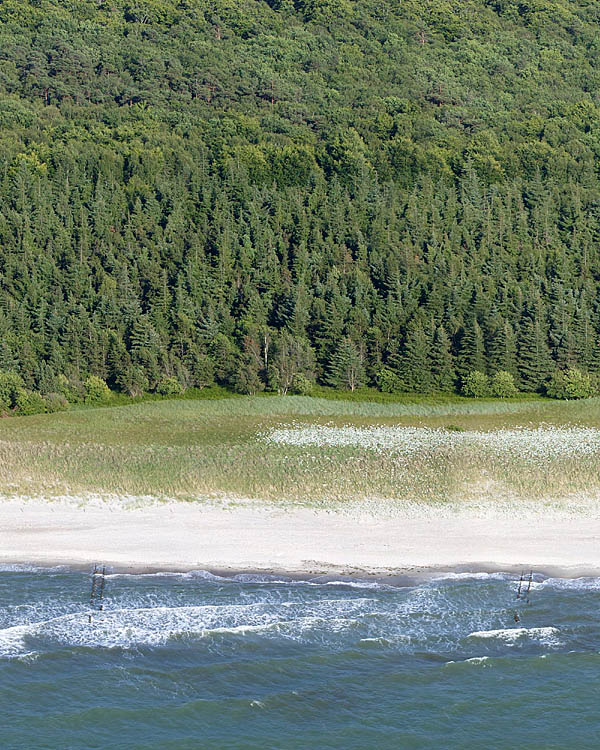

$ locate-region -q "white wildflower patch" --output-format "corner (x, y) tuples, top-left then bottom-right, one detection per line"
(264, 425), (600, 462)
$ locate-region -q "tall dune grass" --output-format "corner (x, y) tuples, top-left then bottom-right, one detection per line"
(0, 396), (598, 506)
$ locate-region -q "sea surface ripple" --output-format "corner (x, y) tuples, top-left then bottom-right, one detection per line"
(0, 566), (598, 749)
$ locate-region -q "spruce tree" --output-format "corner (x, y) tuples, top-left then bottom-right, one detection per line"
(487, 318), (518, 379)
(326, 338), (365, 391)
(518, 315), (553, 392)
(430, 325), (456, 391)
(388, 318), (432, 392)
(456, 318), (486, 382)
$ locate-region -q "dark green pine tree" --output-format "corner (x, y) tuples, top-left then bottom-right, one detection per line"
(388, 318), (432, 392)
(518, 315), (554, 392)
(572, 301), (597, 371)
(487, 317), (518, 379)
(430, 325), (456, 392)
(456, 318), (486, 382)
(0, 340), (18, 372)
(585, 336), (600, 376)
(554, 328), (578, 370)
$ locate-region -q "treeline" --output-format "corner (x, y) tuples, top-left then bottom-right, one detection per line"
(1, 0), (600, 409)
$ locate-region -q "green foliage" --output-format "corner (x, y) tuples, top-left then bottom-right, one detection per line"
(490, 370), (519, 398)
(376, 367), (403, 394)
(84, 376), (112, 405)
(267, 333), (315, 395)
(15, 389), (47, 415)
(155, 377), (183, 396)
(462, 371), (490, 398)
(389, 319), (432, 393)
(445, 424), (466, 432)
(291, 373), (313, 395)
(57, 375), (84, 404)
(117, 366), (149, 398)
(327, 339), (365, 391)
(0, 1), (598, 401)
(546, 368), (598, 400)
(0, 371), (24, 409)
(43, 393), (69, 413)
(431, 326), (456, 392)
(233, 353), (265, 395)
(186, 353), (214, 390)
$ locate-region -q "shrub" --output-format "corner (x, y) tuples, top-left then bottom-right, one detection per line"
(57, 374), (84, 404)
(155, 376), (183, 395)
(546, 368), (598, 400)
(84, 376), (112, 404)
(15, 389), (47, 415)
(291, 373), (313, 395)
(44, 392), (69, 413)
(461, 370), (490, 398)
(490, 370), (519, 398)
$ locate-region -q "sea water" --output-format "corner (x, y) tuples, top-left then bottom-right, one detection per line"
(0, 567), (598, 749)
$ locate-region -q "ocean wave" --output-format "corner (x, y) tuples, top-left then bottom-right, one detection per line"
(1, 569), (593, 661)
(0, 597), (383, 656)
(538, 577), (600, 592)
(430, 571), (513, 583)
(0, 563), (70, 574)
(0, 623), (33, 658)
(467, 626), (562, 647)
(445, 656), (492, 667)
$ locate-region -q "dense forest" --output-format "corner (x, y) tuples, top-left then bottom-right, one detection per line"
(1, 0), (600, 411)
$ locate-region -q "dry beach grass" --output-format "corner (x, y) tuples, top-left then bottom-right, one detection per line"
(0, 395), (599, 507)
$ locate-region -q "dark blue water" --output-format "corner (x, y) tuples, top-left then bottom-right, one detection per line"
(1, 567), (599, 749)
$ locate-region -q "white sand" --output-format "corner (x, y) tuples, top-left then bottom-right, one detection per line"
(1, 495), (600, 576)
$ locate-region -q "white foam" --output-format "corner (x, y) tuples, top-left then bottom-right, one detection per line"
(0, 596), (381, 656)
(0, 564), (68, 574)
(467, 626), (561, 646)
(0, 623), (32, 658)
(431, 571), (512, 582)
(539, 577), (600, 591)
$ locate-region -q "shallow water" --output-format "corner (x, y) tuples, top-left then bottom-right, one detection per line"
(1, 566), (598, 749)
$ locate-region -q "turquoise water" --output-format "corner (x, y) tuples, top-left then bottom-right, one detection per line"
(1, 567), (598, 749)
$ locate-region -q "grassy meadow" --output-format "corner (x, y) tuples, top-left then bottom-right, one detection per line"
(0, 394), (599, 507)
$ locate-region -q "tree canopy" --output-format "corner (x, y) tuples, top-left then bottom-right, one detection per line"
(1, 0), (600, 408)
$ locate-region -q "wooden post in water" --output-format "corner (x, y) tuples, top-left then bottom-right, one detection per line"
(513, 570), (534, 624)
(516, 571), (524, 600)
(88, 564), (106, 624)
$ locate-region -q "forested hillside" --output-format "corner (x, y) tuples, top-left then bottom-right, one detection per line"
(1, 0), (600, 409)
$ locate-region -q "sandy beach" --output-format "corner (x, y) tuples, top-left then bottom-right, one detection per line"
(1, 496), (600, 577)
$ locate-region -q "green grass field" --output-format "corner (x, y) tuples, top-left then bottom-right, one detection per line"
(0, 394), (599, 506)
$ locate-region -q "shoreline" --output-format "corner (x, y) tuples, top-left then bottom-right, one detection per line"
(2, 496), (600, 580)
(2, 560), (600, 584)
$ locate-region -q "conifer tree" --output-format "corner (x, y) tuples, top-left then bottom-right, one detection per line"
(518, 315), (554, 392)
(430, 325), (456, 391)
(456, 318), (486, 382)
(487, 318), (518, 379)
(327, 338), (365, 391)
(388, 318), (432, 392)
